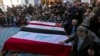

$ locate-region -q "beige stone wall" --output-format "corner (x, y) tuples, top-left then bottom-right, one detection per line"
(0, 0), (3, 5)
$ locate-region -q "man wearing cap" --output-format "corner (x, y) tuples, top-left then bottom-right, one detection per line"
(59, 26), (95, 56)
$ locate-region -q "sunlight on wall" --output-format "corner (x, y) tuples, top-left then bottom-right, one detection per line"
(17, 0), (21, 5)
(3, 0), (12, 7)
(12, 0), (18, 6)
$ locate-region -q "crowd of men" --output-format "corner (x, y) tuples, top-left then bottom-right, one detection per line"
(0, 0), (100, 56)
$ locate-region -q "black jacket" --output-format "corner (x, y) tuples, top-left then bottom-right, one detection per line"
(67, 25), (78, 35)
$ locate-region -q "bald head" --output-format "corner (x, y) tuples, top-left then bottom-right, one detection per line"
(72, 19), (78, 25)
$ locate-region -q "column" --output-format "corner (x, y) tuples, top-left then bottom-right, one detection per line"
(21, 0), (26, 5)
(17, 0), (21, 5)
(29, 0), (35, 6)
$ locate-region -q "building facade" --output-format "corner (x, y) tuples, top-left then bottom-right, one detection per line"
(0, 0), (78, 11)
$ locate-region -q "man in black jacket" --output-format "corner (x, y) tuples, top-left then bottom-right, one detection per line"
(67, 19), (78, 35)
(59, 26), (95, 56)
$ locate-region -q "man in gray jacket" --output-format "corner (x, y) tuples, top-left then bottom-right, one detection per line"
(59, 26), (99, 56)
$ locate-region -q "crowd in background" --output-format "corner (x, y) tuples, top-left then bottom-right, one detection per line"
(0, 0), (99, 38)
(0, 0), (100, 56)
